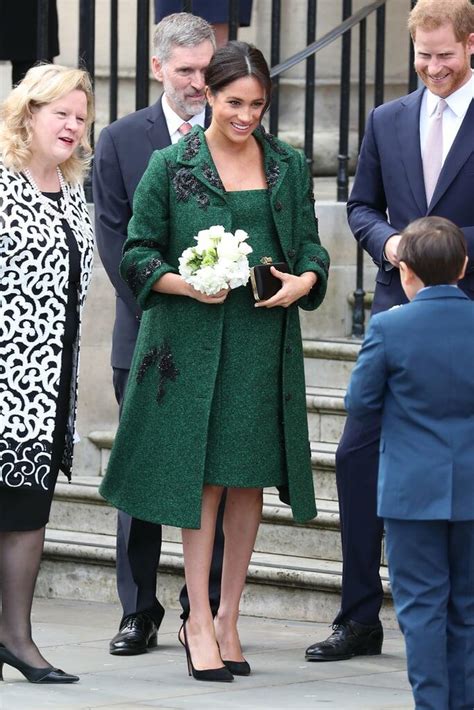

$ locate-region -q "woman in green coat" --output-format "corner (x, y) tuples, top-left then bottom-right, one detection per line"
(100, 42), (329, 682)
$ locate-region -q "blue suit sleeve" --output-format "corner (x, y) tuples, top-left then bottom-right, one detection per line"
(347, 109), (400, 267)
(345, 316), (388, 419)
(120, 151), (178, 311)
(93, 126), (141, 317)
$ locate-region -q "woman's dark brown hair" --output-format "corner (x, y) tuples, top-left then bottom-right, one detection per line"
(205, 41), (272, 114)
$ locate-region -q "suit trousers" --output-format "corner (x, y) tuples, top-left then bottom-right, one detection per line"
(112, 368), (225, 624)
(385, 518), (474, 710)
(334, 411), (384, 626)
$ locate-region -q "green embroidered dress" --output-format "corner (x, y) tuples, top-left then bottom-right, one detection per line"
(99, 126), (330, 529)
(205, 189), (286, 488)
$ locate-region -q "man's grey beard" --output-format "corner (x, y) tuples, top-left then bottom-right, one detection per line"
(164, 83), (206, 118)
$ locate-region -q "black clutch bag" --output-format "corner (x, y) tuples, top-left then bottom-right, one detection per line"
(250, 257), (289, 302)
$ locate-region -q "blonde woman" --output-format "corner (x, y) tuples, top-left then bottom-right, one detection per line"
(0, 64), (94, 683)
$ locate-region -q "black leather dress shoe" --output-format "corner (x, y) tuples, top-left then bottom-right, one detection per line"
(305, 619), (383, 662)
(109, 613), (160, 656)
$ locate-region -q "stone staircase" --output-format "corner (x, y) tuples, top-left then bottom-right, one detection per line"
(39, 338), (396, 627)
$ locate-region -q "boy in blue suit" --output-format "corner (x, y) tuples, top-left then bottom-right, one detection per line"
(345, 216), (474, 710)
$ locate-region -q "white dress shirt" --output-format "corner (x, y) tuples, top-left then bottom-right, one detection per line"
(419, 72), (474, 164)
(162, 94), (206, 144)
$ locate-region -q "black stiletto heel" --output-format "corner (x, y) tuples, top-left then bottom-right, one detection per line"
(0, 644), (79, 683)
(215, 632), (251, 676)
(178, 622), (233, 682)
(222, 658), (251, 676)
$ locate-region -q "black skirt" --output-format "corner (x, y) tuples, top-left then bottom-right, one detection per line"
(0, 211), (80, 531)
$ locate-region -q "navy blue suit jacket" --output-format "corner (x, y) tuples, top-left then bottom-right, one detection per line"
(93, 97), (211, 368)
(347, 88), (474, 313)
(345, 286), (474, 521)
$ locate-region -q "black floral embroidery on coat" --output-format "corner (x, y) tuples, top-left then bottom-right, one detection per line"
(308, 254), (329, 275)
(266, 158), (280, 192)
(137, 239), (160, 250)
(202, 162), (224, 191)
(168, 163), (210, 209)
(126, 256), (162, 296)
(182, 131), (202, 160)
(137, 343), (180, 403)
(257, 126), (288, 156)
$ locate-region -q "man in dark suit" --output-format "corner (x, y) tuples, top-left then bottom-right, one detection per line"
(306, 0), (474, 661)
(93, 12), (225, 656)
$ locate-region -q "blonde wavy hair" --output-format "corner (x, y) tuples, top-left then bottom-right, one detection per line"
(0, 63), (94, 184)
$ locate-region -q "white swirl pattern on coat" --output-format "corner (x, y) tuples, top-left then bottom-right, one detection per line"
(0, 163), (94, 490)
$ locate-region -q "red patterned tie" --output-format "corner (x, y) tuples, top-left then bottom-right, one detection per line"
(178, 122), (192, 136)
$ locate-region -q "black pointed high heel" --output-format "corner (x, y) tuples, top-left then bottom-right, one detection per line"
(0, 644), (79, 683)
(214, 631), (251, 676)
(222, 658), (251, 676)
(178, 623), (233, 682)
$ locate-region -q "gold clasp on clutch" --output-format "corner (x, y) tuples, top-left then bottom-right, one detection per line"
(260, 256), (273, 265)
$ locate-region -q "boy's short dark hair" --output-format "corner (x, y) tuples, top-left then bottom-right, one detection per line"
(398, 217), (466, 285)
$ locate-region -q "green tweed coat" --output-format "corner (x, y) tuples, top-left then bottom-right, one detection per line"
(99, 125), (330, 528)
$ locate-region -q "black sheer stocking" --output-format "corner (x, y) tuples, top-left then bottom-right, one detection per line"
(0, 528), (51, 668)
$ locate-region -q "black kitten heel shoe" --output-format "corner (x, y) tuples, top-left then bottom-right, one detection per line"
(178, 623), (233, 682)
(0, 644), (79, 683)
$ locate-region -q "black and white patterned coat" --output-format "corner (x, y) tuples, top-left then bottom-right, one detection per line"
(0, 162), (94, 491)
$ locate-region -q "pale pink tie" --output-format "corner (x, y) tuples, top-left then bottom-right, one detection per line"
(178, 122), (192, 136)
(422, 98), (447, 206)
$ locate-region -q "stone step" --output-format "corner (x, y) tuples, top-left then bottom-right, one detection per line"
(38, 527), (396, 626)
(50, 478), (343, 563)
(303, 338), (360, 389)
(306, 385), (346, 444)
(311, 441), (338, 501)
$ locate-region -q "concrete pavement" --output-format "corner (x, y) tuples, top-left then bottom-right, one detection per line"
(0, 599), (414, 709)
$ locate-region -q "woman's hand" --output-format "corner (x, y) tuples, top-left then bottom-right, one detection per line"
(186, 284), (229, 304)
(255, 267), (317, 309)
(153, 273), (229, 303)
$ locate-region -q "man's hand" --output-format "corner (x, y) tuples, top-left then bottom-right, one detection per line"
(383, 234), (402, 267)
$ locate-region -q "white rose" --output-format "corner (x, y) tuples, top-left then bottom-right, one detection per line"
(194, 229), (214, 253)
(234, 229), (249, 243)
(238, 241), (253, 256)
(216, 233), (241, 262)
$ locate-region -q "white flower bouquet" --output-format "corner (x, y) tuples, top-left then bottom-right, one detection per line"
(178, 225), (253, 295)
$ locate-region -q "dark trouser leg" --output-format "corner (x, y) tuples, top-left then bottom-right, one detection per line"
(113, 368), (164, 625)
(116, 511), (164, 625)
(385, 519), (450, 710)
(447, 521), (474, 710)
(334, 412), (384, 625)
(179, 489), (226, 620)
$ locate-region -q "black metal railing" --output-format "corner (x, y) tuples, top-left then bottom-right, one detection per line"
(35, 0), (419, 337)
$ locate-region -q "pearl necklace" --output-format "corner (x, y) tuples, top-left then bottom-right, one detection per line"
(23, 166), (73, 221)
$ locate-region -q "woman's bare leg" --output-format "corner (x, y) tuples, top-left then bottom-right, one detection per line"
(0, 528), (51, 668)
(181, 484), (224, 670)
(214, 487), (263, 661)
